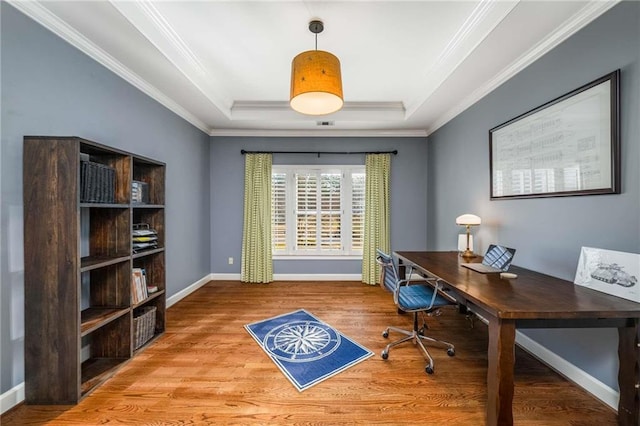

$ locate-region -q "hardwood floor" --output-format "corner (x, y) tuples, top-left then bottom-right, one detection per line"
(3, 281), (617, 425)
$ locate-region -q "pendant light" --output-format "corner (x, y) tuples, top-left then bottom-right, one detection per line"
(290, 20), (344, 116)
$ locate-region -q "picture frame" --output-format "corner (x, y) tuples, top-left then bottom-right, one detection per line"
(574, 247), (639, 303)
(489, 70), (620, 200)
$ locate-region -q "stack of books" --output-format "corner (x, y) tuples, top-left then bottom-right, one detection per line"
(132, 223), (158, 253)
(80, 158), (115, 203)
(131, 268), (148, 305)
(131, 267), (159, 304)
(131, 180), (149, 204)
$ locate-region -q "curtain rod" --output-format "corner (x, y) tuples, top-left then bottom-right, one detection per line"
(240, 149), (398, 156)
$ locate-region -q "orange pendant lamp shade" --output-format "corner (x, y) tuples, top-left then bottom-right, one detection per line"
(290, 50), (343, 115)
(290, 20), (343, 116)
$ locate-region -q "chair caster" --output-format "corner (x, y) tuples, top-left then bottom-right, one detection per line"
(425, 365), (434, 374)
(447, 348), (455, 357)
(381, 350), (389, 360)
(382, 330), (389, 338)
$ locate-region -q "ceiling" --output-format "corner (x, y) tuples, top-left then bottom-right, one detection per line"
(10, 1), (618, 137)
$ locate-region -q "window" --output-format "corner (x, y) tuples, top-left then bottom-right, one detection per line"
(272, 166), (365, 256)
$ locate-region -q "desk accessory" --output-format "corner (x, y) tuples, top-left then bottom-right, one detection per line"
(456, 213), (481, 259)
(461, 244), (516, 273)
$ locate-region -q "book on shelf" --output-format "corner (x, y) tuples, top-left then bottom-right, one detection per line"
(131, 268), (148, 304)
(147, 285), (159, 294)
(131, 180), (150, 204)
(80, 159), (115, 203)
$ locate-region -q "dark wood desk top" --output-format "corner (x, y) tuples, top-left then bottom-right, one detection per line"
(395, 251), (640, 320)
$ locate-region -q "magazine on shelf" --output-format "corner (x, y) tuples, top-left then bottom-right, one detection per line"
(132, 223), (159, 253)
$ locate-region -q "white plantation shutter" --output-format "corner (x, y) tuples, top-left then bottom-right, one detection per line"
(271, 172), (287, 252)
(272, 166), (364, 256)
(296, 172), (318, 250)
(351, 172), (365, 251)
(320, 173), (341, 250)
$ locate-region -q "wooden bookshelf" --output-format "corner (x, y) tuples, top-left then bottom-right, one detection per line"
(23, 136), (166, 404)
(80, 307), (130, 336)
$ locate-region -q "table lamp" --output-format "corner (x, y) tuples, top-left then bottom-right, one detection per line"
(456, 214), (481, 259)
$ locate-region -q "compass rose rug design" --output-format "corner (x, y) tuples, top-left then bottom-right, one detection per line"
(245, 309), (374, 391)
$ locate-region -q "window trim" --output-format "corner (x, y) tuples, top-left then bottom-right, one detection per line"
(272, 164), (365, 257)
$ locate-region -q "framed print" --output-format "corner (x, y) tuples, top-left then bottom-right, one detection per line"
(490, 70), (620, 200)
(574, 247), (639, 303)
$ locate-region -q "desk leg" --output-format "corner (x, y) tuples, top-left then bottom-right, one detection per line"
(617, 319), (639, 426)
(487, 317), (516, 426)
(398, 261), (406, 280)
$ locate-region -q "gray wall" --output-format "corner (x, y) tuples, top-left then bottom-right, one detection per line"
(210, 137), (428, 274)
(0, 4), (211, 394)
(2, 0), (636, 404)
(427, 1), (640, 389)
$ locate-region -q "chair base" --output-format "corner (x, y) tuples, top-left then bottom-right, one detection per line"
(381, 312), (455, 374)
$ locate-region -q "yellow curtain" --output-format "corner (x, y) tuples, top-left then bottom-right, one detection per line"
(241, 153), (273, 283)
(362, 153), (390, 285)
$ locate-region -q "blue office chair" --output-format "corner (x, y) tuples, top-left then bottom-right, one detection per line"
(376, 249), (456, 374)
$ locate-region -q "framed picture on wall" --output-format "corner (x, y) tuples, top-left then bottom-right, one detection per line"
(489, 70), (620, 200)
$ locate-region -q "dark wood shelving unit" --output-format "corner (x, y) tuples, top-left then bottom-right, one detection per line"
(80, 358), (127, 396)
(23, 136), (166, 404)
(80, 307), (130, 336)
(132, 204), (164, 209)
(80, 203), (129, 208)
(132, 290), (165, 309)
(132, 247), (165, 259)
(80, 255), (131, 272)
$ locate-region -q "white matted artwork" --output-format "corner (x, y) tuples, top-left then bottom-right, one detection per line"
(574, 247), (640, 303)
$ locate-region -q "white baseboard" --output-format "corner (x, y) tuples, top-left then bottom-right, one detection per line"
(274, 273), (361, 281)
(1, 383), (24, 415)
(0, 273), (216, 414)
(210, 273), (241, 280)
(515, 331), (619, 410)
(211, 273), (362, 281)
(166, 273), (214, 308)
(1, 274), (619, 415)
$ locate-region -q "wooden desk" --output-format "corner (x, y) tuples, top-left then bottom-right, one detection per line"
(395, 251), (640, 426)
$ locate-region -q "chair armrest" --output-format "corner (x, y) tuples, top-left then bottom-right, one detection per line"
(398, 278), (436, 286)
(434, 279), (459, 304)
(399, 277), (457, 309)
(398, 264), (437, 286)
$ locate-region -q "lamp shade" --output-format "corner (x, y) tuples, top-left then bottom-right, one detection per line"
(290, 50), (343, 115)
(456, 214), (481, 226)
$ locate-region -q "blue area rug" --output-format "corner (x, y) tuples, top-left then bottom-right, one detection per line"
(245, 309), (374, 391)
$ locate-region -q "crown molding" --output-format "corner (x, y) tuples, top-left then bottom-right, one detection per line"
(209, 128), (427, 138)
(10, 1), (616, 138)
(232, 101), (405, 113)
(8, 0), (211, 134)
(425, 0), (620, 136)
(110, 0), (233, 119)
(231, 101), (406, 121)
(405, 0), (518, 118)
